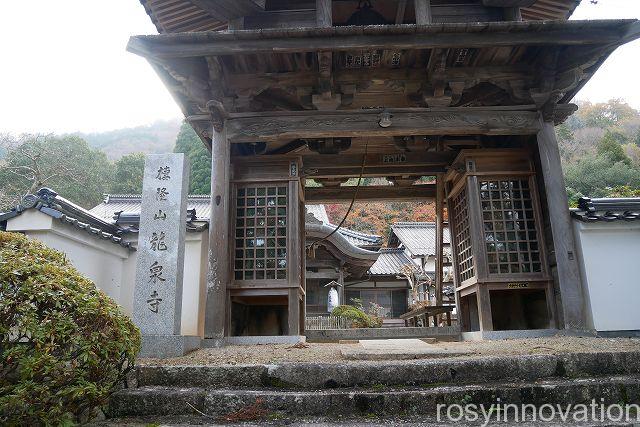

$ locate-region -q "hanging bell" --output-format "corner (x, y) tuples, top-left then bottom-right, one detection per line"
(346, 0), (388, 26)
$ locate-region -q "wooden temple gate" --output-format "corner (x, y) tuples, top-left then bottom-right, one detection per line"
(130, 0), (640, 344)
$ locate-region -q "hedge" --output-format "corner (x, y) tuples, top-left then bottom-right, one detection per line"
(331, 305), (382, 328)
(0, 231), (141, 426)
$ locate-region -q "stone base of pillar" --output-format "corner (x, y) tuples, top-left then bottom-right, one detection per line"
(138, 335), (201, 358)
(225, 335), (306, 346)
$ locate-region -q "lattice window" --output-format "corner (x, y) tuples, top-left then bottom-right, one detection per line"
(234, 185), (288, 281)
(479, 179), (541, 275)
(452, 188), (475, 283)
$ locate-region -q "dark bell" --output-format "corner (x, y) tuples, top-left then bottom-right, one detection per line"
(346, 0), (388, 26)
(307, 138), (352, 155)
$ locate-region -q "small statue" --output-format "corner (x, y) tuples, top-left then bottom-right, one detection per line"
(324, 280), (342, 313)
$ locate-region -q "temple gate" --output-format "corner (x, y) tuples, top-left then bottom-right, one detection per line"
(129, 0), (640, 343)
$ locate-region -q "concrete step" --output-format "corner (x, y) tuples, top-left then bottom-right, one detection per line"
(134, 351), (640, 390)
(107, 374), (640, 419)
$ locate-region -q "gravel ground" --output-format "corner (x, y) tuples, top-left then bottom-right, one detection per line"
(138, 336), (640, 366)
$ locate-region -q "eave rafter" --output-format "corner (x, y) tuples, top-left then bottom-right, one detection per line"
(126, 20), (640, 145)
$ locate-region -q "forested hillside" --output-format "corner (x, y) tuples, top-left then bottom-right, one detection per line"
(73, 119), (181, 160)
(559, 99), (640, 202)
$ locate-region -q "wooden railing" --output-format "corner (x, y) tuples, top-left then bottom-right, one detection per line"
(305, 315), (352, 330)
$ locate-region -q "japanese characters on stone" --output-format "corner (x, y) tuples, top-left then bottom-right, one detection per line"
(147, 165), (171, 313)
(133, 153), (189, 337)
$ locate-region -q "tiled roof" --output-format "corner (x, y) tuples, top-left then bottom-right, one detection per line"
(389, 222), (451, 258)
(335, 227), (383, 248)
(305, 204), (330, 224)
(0, 188), (134, 250)
(306, 204), (382, 248)
(90, 194), (211, 222)
(368, 248), (415, 276)
(571, 197), (640, 223)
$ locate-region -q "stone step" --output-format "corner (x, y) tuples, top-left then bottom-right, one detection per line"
(134, 351), (640, 390)
(93, 414), (640, 426)
(107, 374), (640, 419)
(381, 319), (407, 328)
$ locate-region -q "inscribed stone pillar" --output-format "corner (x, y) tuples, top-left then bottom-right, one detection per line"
(204, 127), (230, 346)
(537, 119), (586, 330)
(133, 153), (199, 357)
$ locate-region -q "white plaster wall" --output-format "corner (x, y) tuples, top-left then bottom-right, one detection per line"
(6, 210), (209, 337)
(573, 220), (640, 332)
(7, 211), (132, 313)
(181, 232), (208, 337)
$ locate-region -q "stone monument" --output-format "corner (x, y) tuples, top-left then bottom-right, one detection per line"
(133, 153), (199, 357)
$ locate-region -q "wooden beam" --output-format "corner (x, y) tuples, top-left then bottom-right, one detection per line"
(308, 165), (447, 179)
(316, 0), (332, 27)
(223, 65), (533, 95)
(225, 109), (541, 143)
(305, 185), (436, 203)
(306, 271), (340, 279)
(414, 0), (432, 25)
(303, 151), (456, 172)
(128, 24), (626, 59)
(482, 0), (535, 6)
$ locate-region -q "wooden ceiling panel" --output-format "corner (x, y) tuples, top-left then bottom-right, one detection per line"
(139, 0), (581, 35)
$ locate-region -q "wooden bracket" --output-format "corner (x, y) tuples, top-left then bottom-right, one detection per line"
(206, 99), (230, 132)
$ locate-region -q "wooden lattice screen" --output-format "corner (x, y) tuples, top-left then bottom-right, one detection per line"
(479, 178), (542, 275)
(452, 187), (475, 283)
(234, 184), (288, 281)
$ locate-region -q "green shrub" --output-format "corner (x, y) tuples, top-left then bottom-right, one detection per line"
(0, 231), (141, 426)
(331, 305), (382, 328)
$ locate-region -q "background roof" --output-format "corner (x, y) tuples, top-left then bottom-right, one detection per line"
(368, 248), (415, 276)
(389, 222), (450, 257)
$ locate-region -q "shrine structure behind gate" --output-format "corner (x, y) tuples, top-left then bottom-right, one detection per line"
(129, 0), (640, 344)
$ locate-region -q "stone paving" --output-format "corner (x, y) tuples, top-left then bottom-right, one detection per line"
(341, 338), (473, 360)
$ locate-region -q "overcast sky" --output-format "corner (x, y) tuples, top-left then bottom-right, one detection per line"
(0, 0), (639, 135)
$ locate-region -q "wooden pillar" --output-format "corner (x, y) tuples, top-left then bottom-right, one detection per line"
(204, 126), (230, 345)
(435, 174), (444, 306)
(537, 120), (585, 330)
(338, 267), (345, 305)
(477, 286), (493, 331)
(414, 0), (432, 25)
(445, 183), (464, 330)
(316, 0), (332, 27)
(288, 288), (300, 335)
(287, 177), (302, 336)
